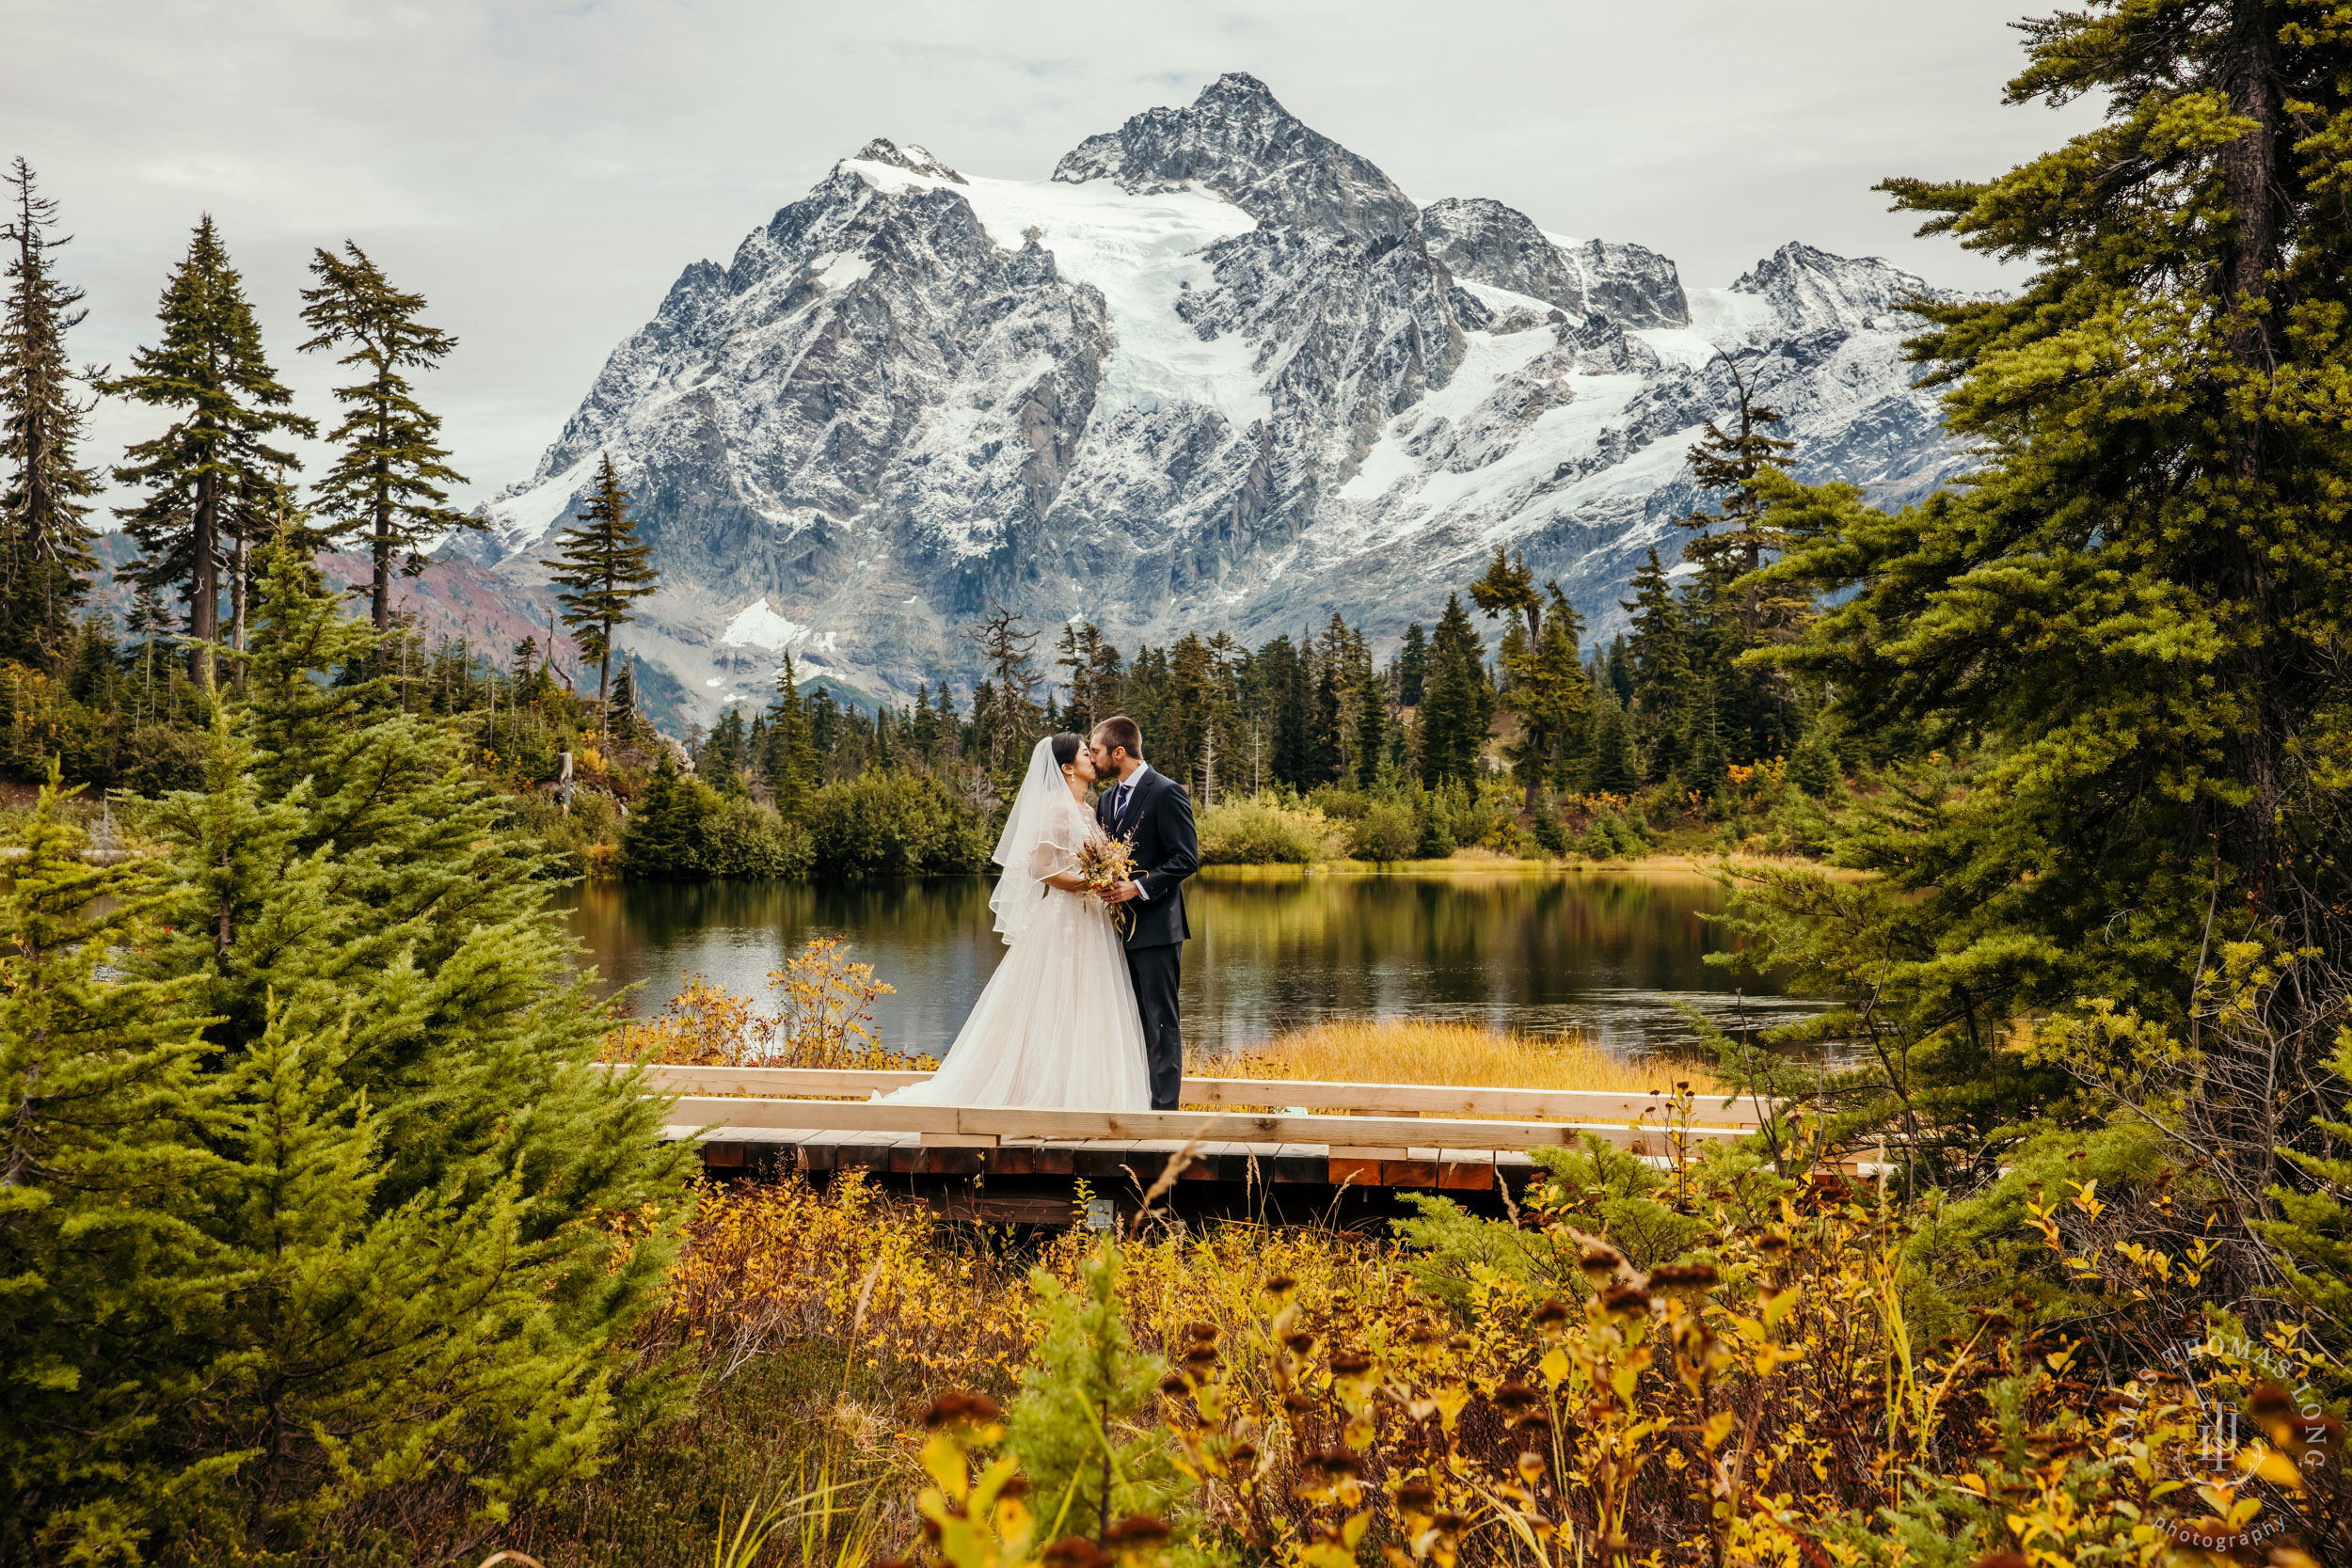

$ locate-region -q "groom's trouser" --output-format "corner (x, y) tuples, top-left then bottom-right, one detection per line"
(1123, 942), (1184, 1111)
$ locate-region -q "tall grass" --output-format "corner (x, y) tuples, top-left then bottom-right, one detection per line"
(1196, 1017), (1718, 1096)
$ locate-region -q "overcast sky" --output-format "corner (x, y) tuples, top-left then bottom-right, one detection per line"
(11, 0), (2097, 514)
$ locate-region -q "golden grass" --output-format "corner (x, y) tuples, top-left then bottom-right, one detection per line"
(1195, 1017), (1718, 1097)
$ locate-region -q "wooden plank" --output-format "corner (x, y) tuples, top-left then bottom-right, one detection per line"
(703, 1142), (744, 1168)
(1328, 1155), (1384, 1188)
(634, 1066), (1771, 1129)
(658, 1095), (1752, 1154)
(1383, 1158), (1438, 1188)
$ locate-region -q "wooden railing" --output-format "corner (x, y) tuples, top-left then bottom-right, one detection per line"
(628, 1063), (1773, 1158)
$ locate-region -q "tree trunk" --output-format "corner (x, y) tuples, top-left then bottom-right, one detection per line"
(230, 526), (246, 681)
(598, 643), (612, 741)
(192, 467), (218, 685)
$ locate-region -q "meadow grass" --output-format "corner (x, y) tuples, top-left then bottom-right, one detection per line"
(1195, 1017), (1719, 1097)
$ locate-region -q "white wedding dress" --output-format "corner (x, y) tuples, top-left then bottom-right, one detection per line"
(883, 738), (1152, 1111)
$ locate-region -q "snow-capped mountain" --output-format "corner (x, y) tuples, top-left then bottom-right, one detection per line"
(469, 73), (1969, 716)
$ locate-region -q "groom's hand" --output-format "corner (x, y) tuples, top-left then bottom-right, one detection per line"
(1102, 879), (1143, 904)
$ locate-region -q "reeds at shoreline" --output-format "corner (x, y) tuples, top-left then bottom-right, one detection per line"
(1195, 1017), (1718, 1096)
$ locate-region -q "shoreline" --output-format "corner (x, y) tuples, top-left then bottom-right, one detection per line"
(1195, 850), (1852, 880)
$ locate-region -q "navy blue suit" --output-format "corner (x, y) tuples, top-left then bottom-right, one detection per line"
(1097, 767), (1198, 1109)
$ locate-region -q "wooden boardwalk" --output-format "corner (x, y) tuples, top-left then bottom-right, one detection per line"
(634, 1065), (1773, 1212)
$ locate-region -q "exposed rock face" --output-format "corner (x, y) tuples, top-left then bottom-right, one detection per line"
(468, 78), (1970, 719)
(1422, 198), (1689, 329)
(1054, 72), (1419, 242)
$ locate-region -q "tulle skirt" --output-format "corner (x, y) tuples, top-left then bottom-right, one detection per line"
(882, 887), (1152, 1111)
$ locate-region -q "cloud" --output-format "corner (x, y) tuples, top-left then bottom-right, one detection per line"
(10, 0), (2099, 515)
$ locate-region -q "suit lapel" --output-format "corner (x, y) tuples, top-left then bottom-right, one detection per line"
(1116, 770), (1150, 833)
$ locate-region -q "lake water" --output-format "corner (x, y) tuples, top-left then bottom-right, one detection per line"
(555, 868), (1813, 1065)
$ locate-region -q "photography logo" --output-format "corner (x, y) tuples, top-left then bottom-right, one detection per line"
(2118, 1334), (2321, 1554)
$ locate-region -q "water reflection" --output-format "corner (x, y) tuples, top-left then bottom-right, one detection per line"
(552, 870), (1808, 1063)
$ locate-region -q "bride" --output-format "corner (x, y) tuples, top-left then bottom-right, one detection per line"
(882, 734), (1152, 1110)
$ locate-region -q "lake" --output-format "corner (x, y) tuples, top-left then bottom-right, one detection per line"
(555, 867), (1813, 1065)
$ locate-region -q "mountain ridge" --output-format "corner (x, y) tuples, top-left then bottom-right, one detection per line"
(463, 74), (1969, 721)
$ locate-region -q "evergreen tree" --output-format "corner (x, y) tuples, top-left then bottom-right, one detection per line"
(762, 654), (818, 818)
(1584, 677), (1641, 797)
(623, 751), (705, 876)
(1756, 0), (2352, 1056)
(1474, 549), (1583, 812)
(967, 607), (1041, 770)
(0, 159), (103, 666)
(1418, 594), (1491, 787)
(1352, 654), (1389, 789)
(1622, 548), (1692, 782)
(0, 771), (220, 1564)
(298, 241), (474, 633)
(122, 545), (691, 1548)
(1005, 1244), (1184, 1543)
(108, 216), (313, 683)
(1396, 621), (1428, 706)
(539, 452), (658, 739)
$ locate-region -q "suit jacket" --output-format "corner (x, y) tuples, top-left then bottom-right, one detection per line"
(1096, 766), (1198, 949)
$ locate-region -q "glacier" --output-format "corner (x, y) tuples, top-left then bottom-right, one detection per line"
(465, 72), (1971, 719)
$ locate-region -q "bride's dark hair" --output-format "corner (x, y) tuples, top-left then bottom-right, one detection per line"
(1050, 732), (1084, 769)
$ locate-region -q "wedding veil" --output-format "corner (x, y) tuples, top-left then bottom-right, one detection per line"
(987, 736), (1074, 946)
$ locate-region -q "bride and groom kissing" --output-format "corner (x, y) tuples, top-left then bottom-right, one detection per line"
(886, 715), (1199, 1113)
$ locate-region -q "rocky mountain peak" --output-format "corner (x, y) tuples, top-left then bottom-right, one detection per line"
(847, 137), (966, 185)
(1421, 198), (1689, 329)
(1052, 71), (1418, 241)
(1731, 241), (1946, 334)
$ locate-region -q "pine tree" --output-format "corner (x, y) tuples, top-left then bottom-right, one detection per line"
(624, 750), (706, 876)
(967, 606), (1041, 770)
(120, 544), (691, 1547)
(1396, 621), (1428, 706)
(1622, 548), (1691, 782)
(1005, 1244), (1184, 1543)
(108, 216), (313, 683)
(1352, 655), (1389, 789)
(1757, 0), (2352, 1053)
(128, 585), (177, 725)
(539, 452), (658, 739)
(1418, 594), (1491, 787)
(0, 770), (223, 1564)
(1474, 549), (1584, 812)
(298, 241), (474, 634)
(0, 159), (103, 667)
(762, 654), (817, 818)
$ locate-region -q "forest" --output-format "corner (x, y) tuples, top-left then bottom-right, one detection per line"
(5, 2), (2352, 1565)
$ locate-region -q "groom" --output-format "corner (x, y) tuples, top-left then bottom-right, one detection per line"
(1088, 716), (1198, 1111)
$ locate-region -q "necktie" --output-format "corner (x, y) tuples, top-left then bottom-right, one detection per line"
(1117, 780), (1134, 822)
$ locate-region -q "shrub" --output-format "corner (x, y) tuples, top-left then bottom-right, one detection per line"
(706, 795), (813, 877)
(1348, 799), (1419, 863)
(808, 770), (991, 878)
(1196, 797), (1341, 864)
(620, 755), (814, 879)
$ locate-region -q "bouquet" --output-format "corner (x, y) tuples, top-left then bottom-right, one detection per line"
(1075, 822), (1140, 936)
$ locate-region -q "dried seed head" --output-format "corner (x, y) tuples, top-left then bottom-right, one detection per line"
(1043, 1538), (1110, 1568)
(1183, 1346), (1221, 1369)
(1600, 1283), (1652, 1317)
(1283, 1331), (1317, 1354)
(922, 1390), (1005, 1429)
(1328, 1349), (1373, 1377)
(1648, 1261), (1721, 1294)
(1227, 1440), (1258, 1466)
(2250, 1382), (2296, 1424)
(1304, 1449), (1363, 1476)
(1392, 1480), (1438, 1513)
(1578, 1244), (1624, 1278)
(1756, 1233), (1788, 1257)
(1185, 1321), (1220, 1342)
(1264, 1273), (1298, 1294)
(1531, 1297), (1571, 1326)
(1283, 1389), (1316, 1413)
(1159, 1373), (1190, 1397)
(1493, 1381), (1541, 1412)
(1105, 1515), (1172, 1547)
(1000, 1476), (1030, 1499)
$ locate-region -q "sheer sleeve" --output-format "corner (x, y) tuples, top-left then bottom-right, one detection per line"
(1028, 800), (1085, 882)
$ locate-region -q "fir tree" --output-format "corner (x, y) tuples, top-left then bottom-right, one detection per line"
(298, 241), (474, 634)
(1756, 0), (2352, 1064)
(1622, 548), (1691, 782)
(108, 216), (313, 683)
(1005, 1244), (1184, 1543)
(539, 452), (658, 739)
(1396, 621), (1428, 706)
(1474, 549), (1583, 812)
(0, 159), (103, 667)
(624, 751), (704, 876)
(762, 655), (817, 818)
(1418, 594), (1491, 787)
(1352, 654), (1389, 789)
(120, 545), (691, 1546)
(0, 770), (221, 1564)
